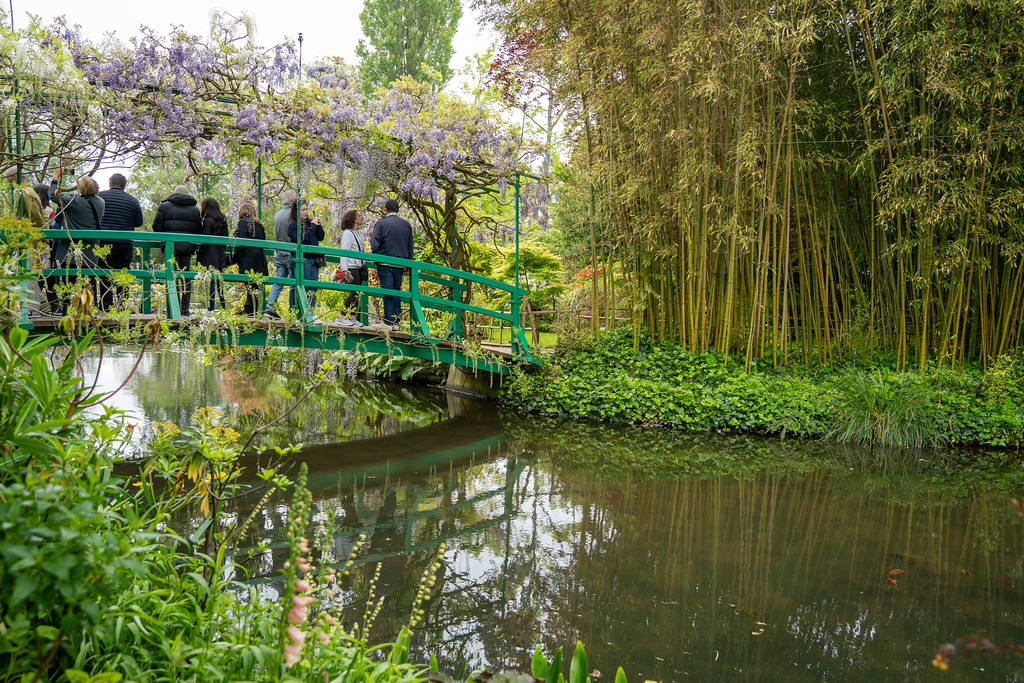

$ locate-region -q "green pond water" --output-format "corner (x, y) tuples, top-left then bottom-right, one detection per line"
(97, 348), (1024, 681)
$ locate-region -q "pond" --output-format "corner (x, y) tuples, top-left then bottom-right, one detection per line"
(99, 347), (1024, 681)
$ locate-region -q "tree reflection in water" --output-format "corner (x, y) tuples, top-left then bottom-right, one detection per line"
(187, 417), (1024, 682)
(101, 348), (1024, 680)
(85, 348), (449, 455)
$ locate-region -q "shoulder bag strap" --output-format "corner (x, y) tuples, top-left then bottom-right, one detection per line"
(84, 196), (101, 230)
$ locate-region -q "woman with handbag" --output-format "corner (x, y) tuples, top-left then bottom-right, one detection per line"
(287, 202), (325, 310)
(198, 197), (229, 312)
(233, 201), (269, 316)
(336, 209), (366, 327)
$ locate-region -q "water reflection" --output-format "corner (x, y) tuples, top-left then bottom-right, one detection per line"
(214, 418), (1024, 681)
(84, 347), (450, 455)
(97, 347), (1024, 680)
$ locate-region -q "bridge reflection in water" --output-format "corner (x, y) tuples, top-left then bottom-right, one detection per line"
(115, 345), (1024, 681)
(226, 419), (1024, 682)
(229, 391), (528, 595)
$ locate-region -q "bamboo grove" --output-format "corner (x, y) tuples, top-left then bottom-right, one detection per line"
(483, 0), (1024, 368)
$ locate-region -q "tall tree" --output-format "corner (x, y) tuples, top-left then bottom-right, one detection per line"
(356, 0), (463, 93)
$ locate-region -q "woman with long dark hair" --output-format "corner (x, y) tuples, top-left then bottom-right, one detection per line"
(233, 201), (268, 316)
(337, 209), (366, 327)
(288, 202), (325, 310)
(198, 197), (229, 312)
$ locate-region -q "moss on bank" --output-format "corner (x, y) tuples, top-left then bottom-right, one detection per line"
(504, 329), (1024, 449)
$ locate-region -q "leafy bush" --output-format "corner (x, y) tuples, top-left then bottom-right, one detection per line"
(0, 327), (435, 682)
(505, 328), (1024, 448)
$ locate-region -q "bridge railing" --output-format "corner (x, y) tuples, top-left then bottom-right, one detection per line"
(36, 229), (538, 362)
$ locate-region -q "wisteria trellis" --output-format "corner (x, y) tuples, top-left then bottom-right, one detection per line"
(1, 12), (548, 273)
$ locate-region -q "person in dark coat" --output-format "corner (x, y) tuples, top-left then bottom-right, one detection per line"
(49, 169), (105, 313)
(198, 197), (229, 312)
(49, 169), (105, 265)
(97, 173), (143, 310)
(153, 185), (202, 314)
(287, 202), (325, 310)
(233, 201), (268, 316)
(31, 183), (60, 315)
(369, 198), (414, 330)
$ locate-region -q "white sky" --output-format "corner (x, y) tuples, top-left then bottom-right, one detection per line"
(14, 0), (496, 86)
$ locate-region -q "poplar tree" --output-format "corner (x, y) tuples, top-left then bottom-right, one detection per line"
(356, 0), (463, 93)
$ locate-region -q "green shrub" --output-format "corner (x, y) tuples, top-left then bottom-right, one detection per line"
(505, 328), (1024, 448)
(827, 371), (941, 448)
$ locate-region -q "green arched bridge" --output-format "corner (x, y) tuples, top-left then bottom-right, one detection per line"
(17, 229), (540, 374)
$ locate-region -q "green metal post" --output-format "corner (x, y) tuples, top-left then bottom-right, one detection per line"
(257, 157), (262, 222)
(141, 247), (152, 314)
(294, 157), (308, 321)
(510, 173), (521, 359)
(514, 172), (520, 295)
(409, 266), (429, 335)
(13, 84), (31, 327)
(164, 238), (181, 319)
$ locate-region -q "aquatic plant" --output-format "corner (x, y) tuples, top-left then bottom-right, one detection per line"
(827, 371), (940, 449)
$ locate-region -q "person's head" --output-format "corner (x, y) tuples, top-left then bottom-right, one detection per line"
(4, 166), (21, 185)
(384, 198), (399, 213)
(77, 176), (99, 196)
(108, 173), (127, 190)
(281, 189), (296, 206)
(340, 209), (361, 231)
(173, 184), (189, 195)
(238, 201), (257, 221)
(300, 202), (310, 220)
(200, 197), (224, 220)
(32, 183), (49, 208)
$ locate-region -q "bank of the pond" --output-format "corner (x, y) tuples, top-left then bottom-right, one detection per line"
(504, 329), (1024, 450)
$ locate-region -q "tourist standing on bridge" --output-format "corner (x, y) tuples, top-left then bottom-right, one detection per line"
(337, 209), (366, 327)
(288, 202), (325, 311)
(198, 198), (229, 312)
(233, 202), (268, 317)
(97, 173), (143, 310)
(49, 169), (105, 313)
(3, 168), (47, 315)
(153, 185), (202, 315)
(265, 190), (296, 319)
(370, 198), (413, 331)
(4, 166), (46, 228)
(34, 183), (65, 315)
(50, 168), (105, 268)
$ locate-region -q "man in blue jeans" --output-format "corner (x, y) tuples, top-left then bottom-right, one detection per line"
(264, 190), (297, 318)
(370, 199), (414, 331)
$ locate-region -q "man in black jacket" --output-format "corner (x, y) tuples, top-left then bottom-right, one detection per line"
(153, 185), (202, 315)
(97, 173), (143, 310)
(369, 198), (414, 330)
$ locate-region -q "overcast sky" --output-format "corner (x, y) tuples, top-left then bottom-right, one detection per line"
(13, 0), (496, 83)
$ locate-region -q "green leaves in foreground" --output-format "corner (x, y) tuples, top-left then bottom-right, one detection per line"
(427, 642), (608, 683)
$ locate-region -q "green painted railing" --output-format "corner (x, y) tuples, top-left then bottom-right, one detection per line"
(34, 228), (539, 364)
